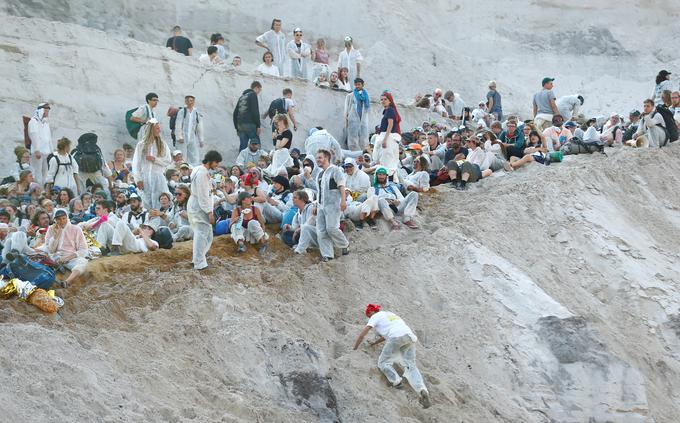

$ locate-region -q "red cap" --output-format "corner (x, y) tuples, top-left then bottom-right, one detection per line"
(365, 303), (381, 317)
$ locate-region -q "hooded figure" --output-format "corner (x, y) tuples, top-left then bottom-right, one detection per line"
(344, 79), (370, 151)
(28, 103), (54, 186)
(304, 128), (343, 165)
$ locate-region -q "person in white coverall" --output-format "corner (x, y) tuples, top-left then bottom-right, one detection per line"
(286, 28), (312, 79)
(176, 95), (204, 166)
(28, 102), (54, 187)
(132, 120), (172, 210)
(337, 36), (363, 84)
(353, 303), (431, 409)
(255, 19), (287, 77)
(312, 149), (349, 261)
(305, 128), (343, 165)
(344, 78), (370, 151)
(188, 150), (222, 270)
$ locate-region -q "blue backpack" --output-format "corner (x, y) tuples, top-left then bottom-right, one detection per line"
(1, 253), (57, 290)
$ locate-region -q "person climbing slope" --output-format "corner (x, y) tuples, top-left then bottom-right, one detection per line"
(353, 303), (431, 409)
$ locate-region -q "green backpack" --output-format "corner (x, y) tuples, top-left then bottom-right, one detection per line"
(125, 108), (142, 140)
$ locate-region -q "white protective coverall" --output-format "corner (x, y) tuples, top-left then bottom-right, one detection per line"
(132, 138), (172, 210)
(368, 183), (419, 222)
(256, 30), (287, 77)
(635, 112), (668, 148)
(304, 129), (344, 165)
(372, 133), (401, 175)
(344, 91), (370, 151)
(188, 165), (213, 269)
(314, 165), (349, 258)
(337, 47), (363, 84)
(176, 107), (204, 166)
(28, 106), (53, 187)
(286, 40), (311, 79)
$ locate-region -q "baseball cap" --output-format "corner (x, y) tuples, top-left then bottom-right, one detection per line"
(541, 77), (555, 85)
(128, 192), (141, 201)
(629, 109), (641, 117)
(172, 150), (182, 157)
(180, 163), (191, 169)
(248, 138), (260, 145)
(659, 70), (672, 76)
(564, 121), (576, 128)
(342, 158), (355, 168)
(54, 209), (68, 218)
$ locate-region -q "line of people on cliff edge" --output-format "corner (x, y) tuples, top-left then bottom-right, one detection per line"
(165, 20), (362, 92)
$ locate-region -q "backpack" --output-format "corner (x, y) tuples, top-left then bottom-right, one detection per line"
(125, 108), (142, 139)
(561, 137), (604, 155)
(127, 210), (148, 225)
(22, 116), (32, 149)
(72, 133), (104, 173)
(152, 226), (173, 249)
(267, 97), (287, 119)
(47, 152), (73, 172)
(1, 252), (57, 290)
(654, 105), (678, 146)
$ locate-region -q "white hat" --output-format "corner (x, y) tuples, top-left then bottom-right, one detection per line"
(172, 150), (182, 157)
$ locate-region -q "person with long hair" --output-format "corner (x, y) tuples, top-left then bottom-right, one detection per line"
(132, 119), (172, 210)
(311, 38), (329, 80)
(188, 150), (223, 270)
(255, 18), (286, 76)
(337, 67), (351, 91)
(108, 148), (130, 185)
(256, 51), (280, 77)
(372, 91), (402, 175)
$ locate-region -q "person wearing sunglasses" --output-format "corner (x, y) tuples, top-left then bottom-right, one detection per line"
(286, 28), (311, 79)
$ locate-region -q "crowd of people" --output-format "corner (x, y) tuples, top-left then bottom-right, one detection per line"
(167, 21), (361, 92)
(2, 18), (679, 408)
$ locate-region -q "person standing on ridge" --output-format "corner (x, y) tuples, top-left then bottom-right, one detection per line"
(337, 36), (363, 84)
(256, 19), (287, 77)
(188, 150), (222, 270)
(533, 77), (559, 131)
(166, 25), (193, 56)
(27, 102), (53, 188)
(233, 81), (262, 152)
(486, 80), (503, 121)
(353, 304), (431, 409)
(344, 78), (370, 151)
(176, 94), (204, 166)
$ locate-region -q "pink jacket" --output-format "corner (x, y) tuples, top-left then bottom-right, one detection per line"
(45, 223), (89, 258)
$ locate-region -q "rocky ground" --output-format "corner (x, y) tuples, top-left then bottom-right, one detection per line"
(2, 146), (680, 422)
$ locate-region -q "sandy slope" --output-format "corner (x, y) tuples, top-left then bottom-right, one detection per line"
(2, 145), (680, 422)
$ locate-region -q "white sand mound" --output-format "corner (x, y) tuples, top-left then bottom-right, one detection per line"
(2, 146), (680, 422)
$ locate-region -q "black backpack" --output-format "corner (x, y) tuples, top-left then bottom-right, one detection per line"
(152, 227), (173, 249)
(267, 97), (287, 119)
(72, 133), (104, 173)
(654, 105), (678, 146)
(47, 152), (73, 172)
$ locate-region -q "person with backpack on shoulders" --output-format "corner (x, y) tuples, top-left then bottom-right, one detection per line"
(176, 95), (204, 166)
(73, 133), (111, 196)
(46, 137), (79, 195)
(132, 119), (172, 210)
(121, 193), (148, 230)
(130, 93), (159, 142)
(27, 102), (54, 187)
(633, 99), (671, 147)
(264, 88), (298, 135)
(352, 303), (431, 409)
(188, 150), (222, 270)
(234, 81), (262, 152)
